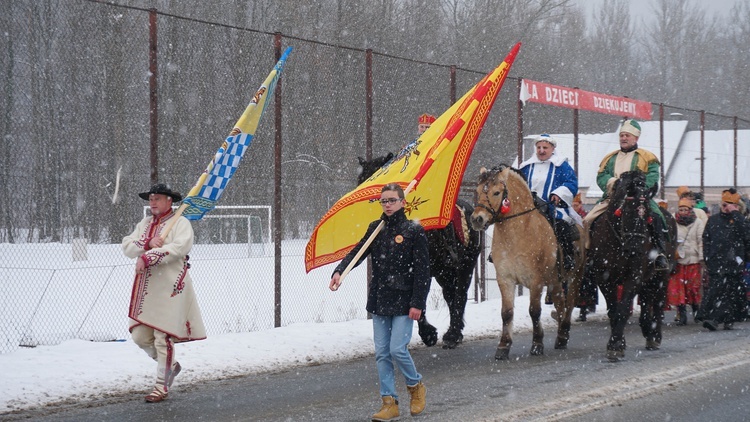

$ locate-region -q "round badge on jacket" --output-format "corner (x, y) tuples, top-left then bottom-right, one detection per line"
(395, 235), (404, 244)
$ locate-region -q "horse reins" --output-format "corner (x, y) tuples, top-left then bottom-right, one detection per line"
(477, 179), (549, 224)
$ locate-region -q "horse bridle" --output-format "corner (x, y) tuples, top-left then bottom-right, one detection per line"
(476, 179), (548, 224)
(610, 195), (650, 244)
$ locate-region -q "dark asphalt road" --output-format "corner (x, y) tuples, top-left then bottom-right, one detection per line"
(4, 312), (749, 422)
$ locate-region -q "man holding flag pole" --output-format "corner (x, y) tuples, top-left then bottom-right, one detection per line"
(122, 47), (292, 403)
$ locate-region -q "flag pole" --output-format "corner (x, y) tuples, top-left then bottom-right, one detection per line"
(334, 179), (418, 287)
(160, 203), (191, 240)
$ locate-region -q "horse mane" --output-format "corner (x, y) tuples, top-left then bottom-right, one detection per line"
(477, 163), (527, 185)
(607, 170), (648, 210)
(357, 152), (394, 185)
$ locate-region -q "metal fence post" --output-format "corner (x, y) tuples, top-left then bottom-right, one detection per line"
(149, 8), (158, 184)
(274, 33), (283, 328)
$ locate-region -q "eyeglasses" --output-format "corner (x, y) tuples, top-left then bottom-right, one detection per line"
(379, 198), (401, 205)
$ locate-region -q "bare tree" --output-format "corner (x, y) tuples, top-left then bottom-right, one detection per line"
(640, 0), (720, 108)
(727, 1), (750, 118)
(588, 0), (638, 96)
(1, 1), (15, 242)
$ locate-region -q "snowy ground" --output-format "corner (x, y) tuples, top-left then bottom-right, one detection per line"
(0, 292), (605, 413)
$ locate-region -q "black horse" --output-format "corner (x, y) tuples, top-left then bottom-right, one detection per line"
(358, 153), (482, 349)
(585, 170), (677, 361)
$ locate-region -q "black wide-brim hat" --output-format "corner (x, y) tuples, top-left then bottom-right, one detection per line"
(138, 183), (183, 202)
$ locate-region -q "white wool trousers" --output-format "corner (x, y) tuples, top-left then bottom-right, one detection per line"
(131, 324), (175, 390)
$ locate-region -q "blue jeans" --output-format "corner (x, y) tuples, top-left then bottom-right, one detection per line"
(372, 314), (422, 399)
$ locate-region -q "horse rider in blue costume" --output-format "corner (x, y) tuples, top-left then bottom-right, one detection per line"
(518, 134), (581, 270)
(582, 119), (670, 270)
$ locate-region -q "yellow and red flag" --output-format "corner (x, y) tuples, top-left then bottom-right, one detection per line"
(304, 43), (521, 273)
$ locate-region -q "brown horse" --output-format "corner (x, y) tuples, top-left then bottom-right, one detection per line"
(470, 164), (585, 360)
(585, 170), (677, 361)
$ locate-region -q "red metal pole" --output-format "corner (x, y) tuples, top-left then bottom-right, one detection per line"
(273, 33), (283, 328)
(365, 49), (373, 299)
(659, 104), (665, 199)
(574, 109), (580, 174)
(517, 78), (523, 166)
(365, 49), (373, 161)
(700, 110), (705, 194)
(450, 65), (457, 105)
(734, 116), (738, 187)
(148, 8), (158, 184)
(517, 78), (524, 297)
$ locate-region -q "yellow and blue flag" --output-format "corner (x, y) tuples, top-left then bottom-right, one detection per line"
(182, 47), (292, 220)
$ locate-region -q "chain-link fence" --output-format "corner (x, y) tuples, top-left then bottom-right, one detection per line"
(2, 1), (749, 354)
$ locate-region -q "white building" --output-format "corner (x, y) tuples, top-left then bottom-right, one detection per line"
(520, 120), (750, 212)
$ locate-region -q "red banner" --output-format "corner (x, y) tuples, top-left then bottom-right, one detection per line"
(520, 79), (652, 120)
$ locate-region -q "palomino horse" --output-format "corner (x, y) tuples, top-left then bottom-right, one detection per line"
(470, 164), (585, 360)
(358, 154), (482, 349)
(585, 170), (677, 361)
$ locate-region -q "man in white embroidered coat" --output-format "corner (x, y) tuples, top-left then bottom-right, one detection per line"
(518, 134), (580, 270)
(122, 183), (206, 403)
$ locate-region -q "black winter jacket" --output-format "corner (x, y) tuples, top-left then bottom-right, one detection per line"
(703, 210), (750, 276)
(333, 209), (431, 316)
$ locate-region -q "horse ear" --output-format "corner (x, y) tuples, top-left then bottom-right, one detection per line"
(386, 152), (394, 161)
(358, 157), (365, 166)
(480, 167), (488, 174)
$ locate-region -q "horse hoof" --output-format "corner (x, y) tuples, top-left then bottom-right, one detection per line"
(419, 328), (438, 347)
(422, 335), (438, 347)
(606, 350), (622, 362)
(495, 348), (510, 360)
(645, 340), (660, 350)
(442, 340), (458, 350)
(554, 338), (568, 350)
(530, 343), (544, 356)
(442, 331), (463, 348)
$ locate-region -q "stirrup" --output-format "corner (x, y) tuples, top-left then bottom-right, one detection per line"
(563, 255), (575, 270)
(145, 388), (168, 403)
(653, 254), (669, 270)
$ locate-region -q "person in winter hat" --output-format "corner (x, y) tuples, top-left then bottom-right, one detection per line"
(123, 183), (206, 403)
(417, 113), (436, 135)
(329, 183), (429, 420)
(517, 134), (581, 271)
(668, 197), (706, 325)
(582, 119), (671, 271)
(676, 186), (708, 224)
(700, 188), (750, 331)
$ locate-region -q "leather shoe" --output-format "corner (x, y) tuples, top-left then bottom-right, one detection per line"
(145, 388), (168, 403)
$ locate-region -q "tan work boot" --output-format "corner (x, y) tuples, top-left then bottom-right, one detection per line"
(372, 396), (399, 421)
(407, 381), (426, 416)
